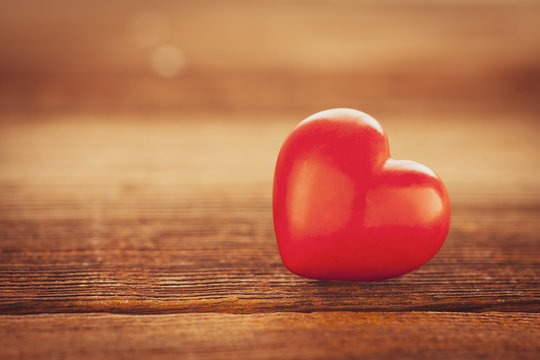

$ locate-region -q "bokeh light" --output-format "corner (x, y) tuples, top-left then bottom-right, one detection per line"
(149, 44), (185, 78)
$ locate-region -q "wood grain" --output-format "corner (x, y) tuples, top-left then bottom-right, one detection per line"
(0, 114), (538, 315)
(1, 0), (539, 358)
(1, 312), (539, 360)
(1, 0), (539, 113)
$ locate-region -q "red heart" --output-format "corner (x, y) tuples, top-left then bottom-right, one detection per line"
(273, 109), (451, 281)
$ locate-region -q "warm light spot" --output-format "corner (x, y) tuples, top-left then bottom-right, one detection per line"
(288, 159), (355, 238)
(129, 10), (170, 48)
(384, 159), (437, 178)
(365, 186), (443, 228)
(301, 108), (385, 135)
(150, 45), (185, 78)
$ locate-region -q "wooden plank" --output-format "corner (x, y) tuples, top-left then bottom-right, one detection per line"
(0, 115), (538, 314)
(0, 1), (539, 113)
(2, 1), (539, 74)
(1, 312), (539, 360)
(0, 1), (538, 358)
(1, 69), (538, 114)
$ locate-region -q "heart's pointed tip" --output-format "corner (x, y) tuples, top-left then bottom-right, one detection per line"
(281, 256), (423, 282)
(286, 270), (408, 282)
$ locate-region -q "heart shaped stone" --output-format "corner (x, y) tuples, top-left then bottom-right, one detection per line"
(273, 109), (451, 281)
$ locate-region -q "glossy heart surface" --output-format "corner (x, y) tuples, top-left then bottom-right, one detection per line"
(273, 109), (451, 281)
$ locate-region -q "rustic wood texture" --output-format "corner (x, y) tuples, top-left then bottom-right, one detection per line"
(1, 312), (539, 360)
(1, 0), (539, 358)
(0, 113), (539, 316)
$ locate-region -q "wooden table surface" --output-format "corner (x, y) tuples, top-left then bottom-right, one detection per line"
(1, 1), (539, 359)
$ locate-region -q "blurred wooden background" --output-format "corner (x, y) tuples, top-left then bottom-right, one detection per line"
(0, 0), (539, 359)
